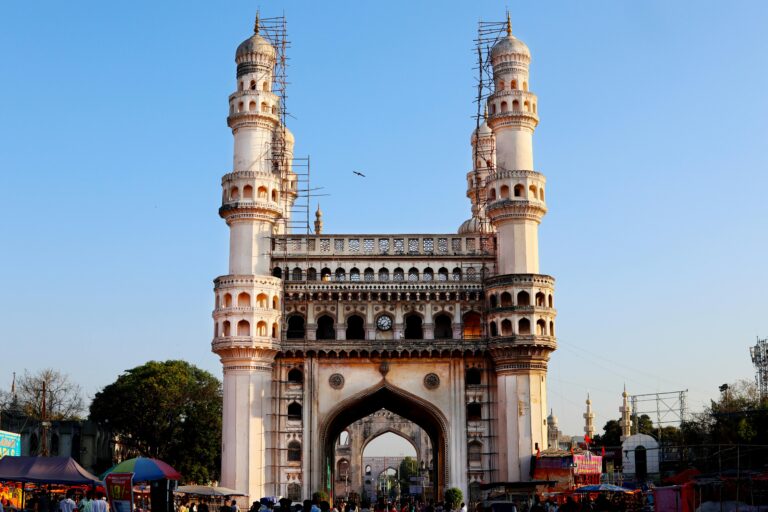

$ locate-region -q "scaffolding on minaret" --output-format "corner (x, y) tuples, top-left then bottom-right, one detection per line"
(750, 337), (768, 402)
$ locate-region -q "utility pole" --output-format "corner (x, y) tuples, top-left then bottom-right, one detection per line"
(40, 380), (50, 456)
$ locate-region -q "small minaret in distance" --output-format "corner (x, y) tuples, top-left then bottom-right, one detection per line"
(619, 387), (632, 441)
(314, 204), (323, 234)
(584, 394), (595, 441)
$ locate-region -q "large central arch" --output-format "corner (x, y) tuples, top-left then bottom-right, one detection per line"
(319, 383), (450, 500)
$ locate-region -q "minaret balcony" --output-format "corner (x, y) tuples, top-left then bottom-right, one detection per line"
(486, 199), (547, 223)
(487, 305), (556, 314)
(219, 199), (282, 219)
(487, 110), (538, 131)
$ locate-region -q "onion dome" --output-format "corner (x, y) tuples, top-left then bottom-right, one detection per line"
(236, 15), (276, 60)
(547, 409), (558, 425)
(490, 15), (530, 60)
(458, 216), (496, 235)
(471, 107), (494, 143)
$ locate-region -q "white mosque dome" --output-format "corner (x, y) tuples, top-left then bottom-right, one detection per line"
(458, 217), (496, 235)
(491, 33), (530, 60)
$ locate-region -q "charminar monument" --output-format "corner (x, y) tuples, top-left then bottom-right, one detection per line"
(211, 13), (557, 503)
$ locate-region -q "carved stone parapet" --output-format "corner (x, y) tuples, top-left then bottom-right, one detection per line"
(228, 112), (279, 130)
(490, 169), (546, 182)
(487, 305), (557, 316)
(487, 199), (547, 223)
(485, 273), (555, 288)
(487, 340), (555, 374)
(214, 274), (283, 289)
(487, 111), (538, 131)
(213, 339), (280, 372)
(222, 170), (281, 183)
(219, 201), (282, 221)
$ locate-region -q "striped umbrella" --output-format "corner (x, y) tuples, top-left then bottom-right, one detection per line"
(101, 457), (181, 481)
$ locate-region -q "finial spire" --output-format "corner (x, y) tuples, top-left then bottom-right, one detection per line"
(483, 104), (488, 121)
(254, 11), (260, 34)
(506, 12), (512, 37)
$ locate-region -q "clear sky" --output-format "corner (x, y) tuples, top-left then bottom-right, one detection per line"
(1, 1), (767, 440)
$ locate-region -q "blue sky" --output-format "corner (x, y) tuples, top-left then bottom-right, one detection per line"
(1, 1), (767, 439)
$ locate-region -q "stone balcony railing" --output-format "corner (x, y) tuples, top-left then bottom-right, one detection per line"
(272, 234), (496, 258)
(283, 281), (485, 294)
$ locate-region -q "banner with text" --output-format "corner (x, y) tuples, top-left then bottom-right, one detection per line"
(106, 473), (134, 512)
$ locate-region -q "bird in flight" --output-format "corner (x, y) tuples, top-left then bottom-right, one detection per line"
(353, 171), (366, 177)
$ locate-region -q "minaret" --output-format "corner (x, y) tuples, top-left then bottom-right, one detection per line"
(212, 14), (290, 500)
(619, 387), (632, 441)
(459, 108), (497, 235)
(584, 395), (595, 440)
(314, 204), (323, 234)
(547, 410), (559, 450)
(486, 14), (556, 481)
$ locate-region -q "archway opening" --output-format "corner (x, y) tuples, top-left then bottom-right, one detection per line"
(317, 315), (336, 340)
(433, 314), (452, 339)
(322, 385), (448, 503)
(346, 314), (365, 340)
(404, 314), (423, 339)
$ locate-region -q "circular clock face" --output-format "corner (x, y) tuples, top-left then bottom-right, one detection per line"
(376, 315), (392, 331)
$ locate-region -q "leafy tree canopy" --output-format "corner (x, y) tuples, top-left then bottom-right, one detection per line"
(89, 360), (222, 484)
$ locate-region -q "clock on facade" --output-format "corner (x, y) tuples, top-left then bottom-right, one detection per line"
(376, 315), (392, 331)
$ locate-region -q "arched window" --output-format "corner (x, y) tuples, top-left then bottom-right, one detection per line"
(452, 267), (462, 281)
(501, 101), (508, 112)
(237, 292), (250, 307)
(501, 319), (513, 336)
(248, 101), (256, 112)
(339, 431), (350, 446)
(273, 267), (283, 278)
(393, 268), (404, 282)
(467, 267), (477, 281)
(287, 315), (305, 339)
(491, 103), (497, 115)
(256, 321), (267, 337)
(489, 321), (498, 337)
(512, 99), (520, 111)
(489, 295), (498, 308)
(408, 267), (419, 281)
(316, 315), (335, 340)
(404, 314), (423, 339)
(438, 267), (449, 281)
(287, 483), (301, 501)
(529, 184), (538, 198)
(249, 80), (257, 90)
(335, 268), (346, 281)
(307, 268), (318, 281)
(518, 318), (531, 335)
(230, 187), (239, 201)
(364, 267), (375, 282)
(223, 293), (233, 307)
(549, 321), (555, 336)
(292, 267), (303, 281)
(548, 294), (553, 308)
(511, 79), (518, 90)
(242, 185), (253, 199)
(287, 368), (303, 384)
(262, 82), (269, 92)
(365, 465), (372, 476)
(258, 186), (268, 199)
(346, 315), (365, 340)
(434, 314), (452, 339)
(238, 320), (251, 336)
(239, 81), (244, 92)
(466, 368), (482, 386)
(423, 267), (434, 281)
(287, 402), (302, 421)
(537, 319), (547, 335)
(237, 101), (244, 112)
(223, 320), (231, 336)
(257, 293), (268, 308)
(463, 311), (482, 339)
(524, 101), (530, 112)
(497, 80), (505, 90)
(488, 188), (497, 201)
(287, 441), (301, 462)
(272, 189), (278, 202)
(500, 292), (512, 307)
(261, 102), (268, 113)
(536, 292), (546, 307)
(467, 402), (482, 421)
(517, 291), (530, 306)
(539, 187), (545, 200)
(523, 81), (528, 91)
(468, 441), (482, 466)
(500, 185), (510, 199)
(514, 184), (524, 197)
(337, 459), (350, 479)
(350, 267), (361, 282)
(273, 296), (279, 309)
(321, 267), (331, 281)
(378, 267), (390, 281)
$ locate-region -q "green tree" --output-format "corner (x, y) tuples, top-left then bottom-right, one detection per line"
(592, 419), (622, 447)
(399, 456), (419, 495)
(444, 488), (463, 512)
(89, 360), (222, 483)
